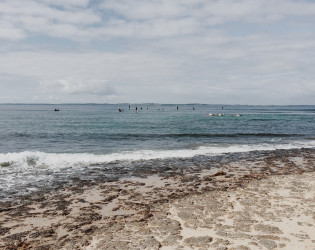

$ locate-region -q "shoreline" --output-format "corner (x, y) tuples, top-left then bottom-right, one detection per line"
(0, 148), (314, 249)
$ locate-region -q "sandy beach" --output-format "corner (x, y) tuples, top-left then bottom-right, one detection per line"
(0, 148), (314, 249)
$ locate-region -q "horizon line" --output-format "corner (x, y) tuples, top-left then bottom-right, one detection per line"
(0, 103), (314, 106)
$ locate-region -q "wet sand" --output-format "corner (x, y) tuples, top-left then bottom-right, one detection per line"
(0, 148), (314, 249)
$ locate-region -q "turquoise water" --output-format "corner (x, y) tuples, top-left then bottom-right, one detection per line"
(0, 104), (314, 199)
(0, 104), (314, 154)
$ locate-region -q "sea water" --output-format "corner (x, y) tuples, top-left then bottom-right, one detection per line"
(0, 104), (314, 199)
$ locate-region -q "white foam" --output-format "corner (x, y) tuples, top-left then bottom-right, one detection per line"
(0, 140), (314, 199)
(0, 140), (314, 170)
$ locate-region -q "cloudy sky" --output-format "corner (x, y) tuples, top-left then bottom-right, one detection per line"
(0, 0), (315, 104)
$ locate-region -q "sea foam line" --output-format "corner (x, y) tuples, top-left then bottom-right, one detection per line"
(0, 140), (314, 169)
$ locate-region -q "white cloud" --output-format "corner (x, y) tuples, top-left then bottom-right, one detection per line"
(1, 0), (315, 41)
(39, 78), (116, 96)
(0, 28), (314, 104)
(101, 0), (315, 26)
(0, 0), (100, 41)
(0, 22), (26, 40)
(101, 0), (187, 20)
(37, 0), (90, 9)
(0, 1), (100, 25)
(0, 0), (315, 104)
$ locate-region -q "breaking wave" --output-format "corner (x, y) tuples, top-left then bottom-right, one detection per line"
(1, 140), (314, 170)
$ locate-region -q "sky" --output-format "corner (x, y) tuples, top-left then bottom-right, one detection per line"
(0, 0), (315, 104)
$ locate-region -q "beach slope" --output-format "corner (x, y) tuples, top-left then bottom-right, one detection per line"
(0, 148), (314, 249)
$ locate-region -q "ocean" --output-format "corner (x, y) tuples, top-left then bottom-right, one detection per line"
(0, 104), (314, 200)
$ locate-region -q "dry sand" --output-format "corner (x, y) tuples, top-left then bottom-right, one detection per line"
(0, 148), (314, 249)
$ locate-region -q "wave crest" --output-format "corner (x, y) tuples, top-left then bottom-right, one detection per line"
(1, 140), (314, 170)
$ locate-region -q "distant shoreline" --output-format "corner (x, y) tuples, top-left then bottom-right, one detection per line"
(0, 103), (314, 106)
